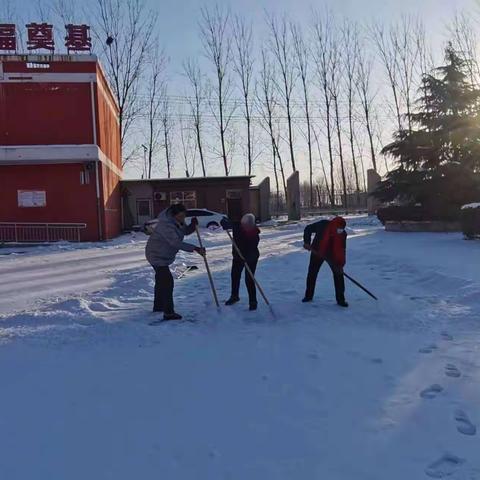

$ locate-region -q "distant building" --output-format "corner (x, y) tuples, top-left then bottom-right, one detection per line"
(0, 54), (122, 242)
(0, 55), (270, 244)
(122, 176), (256, 230)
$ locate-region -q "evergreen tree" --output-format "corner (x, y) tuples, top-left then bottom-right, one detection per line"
(374, 45), (480, 216)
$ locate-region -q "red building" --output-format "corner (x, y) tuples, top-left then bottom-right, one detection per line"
(0, 54), (122, 242)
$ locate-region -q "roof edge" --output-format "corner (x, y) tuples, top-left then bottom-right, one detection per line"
(122, 175), (254, 182)
(0, 54), (98, 62)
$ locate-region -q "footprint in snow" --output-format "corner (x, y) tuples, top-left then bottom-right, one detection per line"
(445, 364), (461, 378)
(419, 344), (438, 354)
(454, 410), (477, 436)
(425, 453), (465, 478)
(420, 384), (444, 399)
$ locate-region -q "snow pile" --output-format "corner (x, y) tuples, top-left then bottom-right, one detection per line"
(0, 216), (479, 479)
(461, 203), (480, 210)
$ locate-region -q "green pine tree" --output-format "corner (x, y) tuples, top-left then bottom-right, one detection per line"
(374, 44), (480, 217)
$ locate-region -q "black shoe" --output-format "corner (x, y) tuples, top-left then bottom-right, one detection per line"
(337, 300), (349, 308)
(249, 302), (258, 311)
(163, 312), (183, 321)
(153, 307), (163, 313)
(302, 297), (313, 303)
(225, 297), (240, 306)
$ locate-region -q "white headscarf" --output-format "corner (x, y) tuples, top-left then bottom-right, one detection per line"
(240, 213), (256, 227)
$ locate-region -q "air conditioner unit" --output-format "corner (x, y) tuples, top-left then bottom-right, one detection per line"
(154, 192), (167, 201)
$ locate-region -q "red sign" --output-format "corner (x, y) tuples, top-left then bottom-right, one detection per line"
(65, 24), (92, 52)
(26, 23), (55, 51)
(0, 24), (16, 51)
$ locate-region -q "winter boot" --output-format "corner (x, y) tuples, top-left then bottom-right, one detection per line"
(163, 312), (183, 321)
(337, 299), (349, 308)
(249, 302), (258, 311)
(302, 297), (313, 303)
(225, 296), (240, 306)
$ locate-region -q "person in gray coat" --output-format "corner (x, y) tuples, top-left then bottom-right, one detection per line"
(146, 204), (205, 320)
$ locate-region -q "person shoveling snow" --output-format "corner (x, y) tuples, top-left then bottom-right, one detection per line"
(302, 216), (349, 307)
(145, 204), (205, 321)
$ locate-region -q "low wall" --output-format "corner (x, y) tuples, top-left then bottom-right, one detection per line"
(385, 221), (461, 233)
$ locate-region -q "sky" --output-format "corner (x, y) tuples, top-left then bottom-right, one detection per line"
(155, 0), (475, 67)
(3, 0), (479, 182)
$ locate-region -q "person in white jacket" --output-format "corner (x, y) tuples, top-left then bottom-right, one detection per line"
(146, 204), (204, 320)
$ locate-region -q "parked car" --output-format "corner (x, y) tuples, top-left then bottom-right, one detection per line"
(185, 209), (228, 229)
(143, 208), (227, 235)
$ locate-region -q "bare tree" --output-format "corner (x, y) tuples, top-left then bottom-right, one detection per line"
(291, 21), (314, 206)
(143, 46), (166, 179)
(356, 45), (378, 172)
(313, 12), (335, 207)
(328, 25), (348, 209)
(160, 91), (173, 178)
(257, 49), (287, 210)
(312, 126), (333, 205)
(179, 116), (196, 178)
(199, 5), (234, 175)
(232, 14), (254, 176)
(50, 0), (78, 24)
(183, 58), (207, 176)
(390, 16), (421, 131)
(0, 0), (25, 50)
(449, 11), (480, 85)
(92, 0), (157, 165)
(342, 20), (361, 203)
(267, 13), (297, 172)
(370, 21), (402, 131)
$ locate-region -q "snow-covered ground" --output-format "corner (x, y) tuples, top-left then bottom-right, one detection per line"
(1, 216), (479, 480)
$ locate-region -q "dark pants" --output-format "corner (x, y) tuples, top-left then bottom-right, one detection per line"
(153, 266), (174, 314)
(231, 256), (259, 303)
(305, 254), (345, 303)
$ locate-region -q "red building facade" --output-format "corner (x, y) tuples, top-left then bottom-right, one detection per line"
(0, 54), (122, 241)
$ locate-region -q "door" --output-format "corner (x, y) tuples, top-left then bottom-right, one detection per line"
(227, 198), (243, 221)
(136, 199), (152, 226)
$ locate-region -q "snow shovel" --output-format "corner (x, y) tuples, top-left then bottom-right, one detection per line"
(343, 272), (378, 301)
(225, 229), (275, 316)
(195, 226), (220, 308)
(177, 265), (199, 280)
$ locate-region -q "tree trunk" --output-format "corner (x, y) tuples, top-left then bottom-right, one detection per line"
(333, 94), (347, 210)
(348, 96), (361, 205)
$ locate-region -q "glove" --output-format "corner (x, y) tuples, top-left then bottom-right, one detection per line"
(190, 217), (199, 228)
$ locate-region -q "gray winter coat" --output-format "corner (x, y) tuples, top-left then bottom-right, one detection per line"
(145, 208), (197, 267)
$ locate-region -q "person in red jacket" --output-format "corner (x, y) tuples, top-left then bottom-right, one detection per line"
(302, 216), (348, 307)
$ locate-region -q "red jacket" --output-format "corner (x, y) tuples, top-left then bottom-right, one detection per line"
(318, 217), (347, 267)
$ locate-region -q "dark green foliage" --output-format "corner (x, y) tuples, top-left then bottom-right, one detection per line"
(374, 45), (480, 217)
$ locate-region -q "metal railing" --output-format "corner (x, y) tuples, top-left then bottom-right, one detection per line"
(0, 223), (87, 243)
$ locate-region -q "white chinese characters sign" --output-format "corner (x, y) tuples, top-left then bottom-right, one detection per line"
(18, 190), (46, 207)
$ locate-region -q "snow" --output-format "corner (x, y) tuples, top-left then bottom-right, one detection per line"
(461, 203), (480, 210)
(1, 215), (480, 479)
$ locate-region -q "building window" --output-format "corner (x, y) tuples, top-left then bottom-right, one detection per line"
(170, 191), (196, 209)
(137, 200), (151, 217)
(80, 170), (90, 185)
(18, 190), (46, 208)
(136, 199), (152, 224)
(226, 189), (242, 199)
